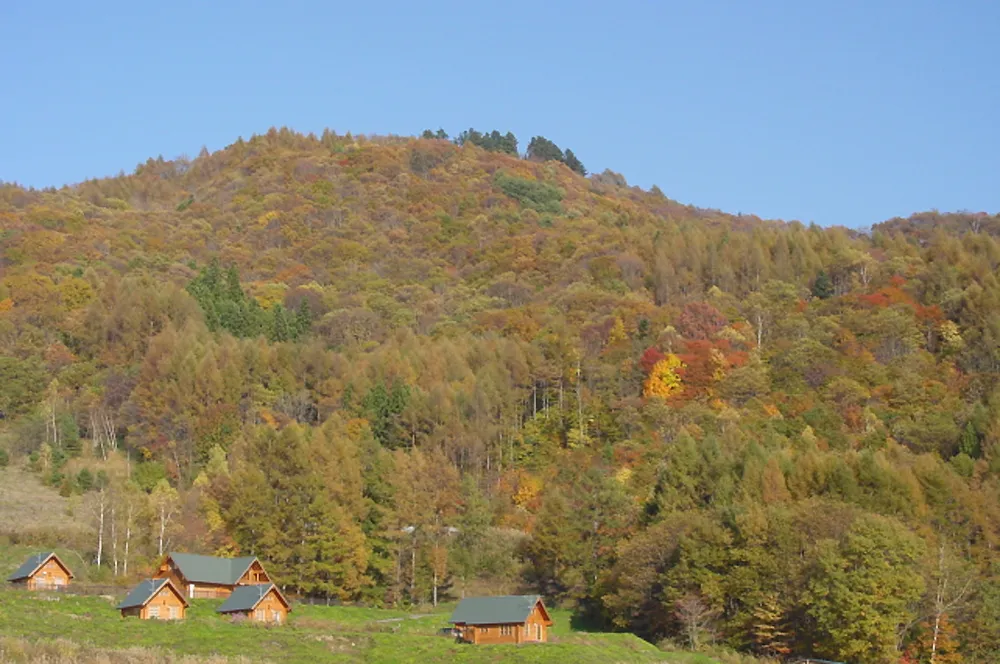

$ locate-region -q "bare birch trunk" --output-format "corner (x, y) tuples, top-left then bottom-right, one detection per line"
(96, 488), (105, 567)
(123, 501), (133, 576)
(158, 503), (167, 556)
(111, 499), (118, 576)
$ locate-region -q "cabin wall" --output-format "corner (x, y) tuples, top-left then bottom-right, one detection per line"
(120, 607), (142, 618)
(140, 586), (186, 620)
(239, 561), (270, 585)
(251, 593), (288, 623)
(26, 560), (71, 590)
(465, 623), (521, 645)
(523, 604), (548, 642)
(190, 583), (234, 599)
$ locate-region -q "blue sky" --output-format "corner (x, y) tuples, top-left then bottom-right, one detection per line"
(1, 0), (997, 227)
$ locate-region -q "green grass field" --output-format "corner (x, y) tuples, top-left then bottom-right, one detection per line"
(0, 586), (724, 663)
(0, 541), (732, 663)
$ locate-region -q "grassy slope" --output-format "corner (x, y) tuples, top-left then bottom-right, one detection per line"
(0, 466), (94, 540)
(0, 587), (718, 664)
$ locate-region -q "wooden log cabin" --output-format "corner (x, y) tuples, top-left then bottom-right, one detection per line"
(118, 578), (189, 620)
(6, 552), (73, 590)
(450, 595), (553, 645)
(216, 583), (291, 624)
(154, 552), (271, 599)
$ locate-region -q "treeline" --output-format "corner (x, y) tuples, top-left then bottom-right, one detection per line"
(422, 126), (586, 174)
(2, 127), (1000, 661)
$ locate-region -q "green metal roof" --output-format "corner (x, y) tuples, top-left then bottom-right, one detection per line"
(449, 595), (543, 625)
(7, 552), (66, 582)
(168, 552), (258, 585)
(118, 578), (187, 609)
(217, 583), (286, 614)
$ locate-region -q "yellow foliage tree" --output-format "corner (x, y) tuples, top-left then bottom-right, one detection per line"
(643, 354), (684, 399)
(607, 316), (628, 346)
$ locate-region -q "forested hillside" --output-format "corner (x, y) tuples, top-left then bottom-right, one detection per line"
(2, 127), (1000, 663)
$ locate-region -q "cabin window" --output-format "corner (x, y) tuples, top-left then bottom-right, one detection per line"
(169, 606), (178, 619)
(500, 625), (512, 636)
(481, 627), (488, 634)
(272, 609), (281, 623)
(149, 606), (160, 619)
(255, 608), (266, 621)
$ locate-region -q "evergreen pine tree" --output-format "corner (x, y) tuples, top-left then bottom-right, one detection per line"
(960, 421), (981, 458)
(563, 149), (587, 176)
(811, 270), (834, 299)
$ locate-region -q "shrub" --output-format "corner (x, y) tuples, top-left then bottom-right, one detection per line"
(76, 469), (93, 492)
(494, 173), (563, 214)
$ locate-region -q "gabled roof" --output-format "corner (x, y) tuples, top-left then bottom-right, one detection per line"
(7, 552), (74, 582)
(165, 552), (260, 586)
(118, 578), (188, 610)
(450, 595), (551, 625)
(217, 583), (290, 614)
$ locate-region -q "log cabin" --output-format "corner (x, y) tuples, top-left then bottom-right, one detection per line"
(6, 552), (73, 590)
(154, 552), (271, 599)
(118, 578), (188, 620)
(450, 595), (553, 644)
(216, 583), (291, 624)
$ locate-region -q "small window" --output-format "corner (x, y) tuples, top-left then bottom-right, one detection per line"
(149, 606), (160, 619)
(272, 609), (281, 623)
(255, 608), (266, 621)
(500, 625), (512, 636)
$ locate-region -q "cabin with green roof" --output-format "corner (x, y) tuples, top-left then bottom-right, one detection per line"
(450, 595), (553, 644)
(118, 578), (188, 620)
(217, 582), (291, 624)
(154, 552), (271, 599)
(6, 552), (73, 590)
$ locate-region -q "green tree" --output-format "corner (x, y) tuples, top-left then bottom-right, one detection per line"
(811, 270), (834, 299)
(76, 468), (94, 492)
(959, 421), (981, 458)
(526, 136), (564, 163)
(0, 357), (46, 419)
(362, 381), (411, 449)
(805, 514), (925, 663)
(563, 149), (586, 176)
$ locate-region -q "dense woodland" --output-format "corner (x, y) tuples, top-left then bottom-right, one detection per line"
(2, 127), (1000, 662)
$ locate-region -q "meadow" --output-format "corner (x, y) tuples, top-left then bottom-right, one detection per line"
(0, 586), (725, 664)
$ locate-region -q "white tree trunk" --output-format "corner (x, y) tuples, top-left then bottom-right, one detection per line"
(96, 488), (105, 567)
(123, 504), (132, 577)
(158, 504), (167, 556)
(103, 410), (117, 452)
(930, 611), (941, 663)
(89, 409), (104, 459)
(111, 500), (118, 576)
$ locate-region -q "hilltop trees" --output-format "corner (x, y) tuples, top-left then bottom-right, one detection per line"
(527, 136), (587, 175)
(454, 128), (518, 156)
(433, 127), (587, 174)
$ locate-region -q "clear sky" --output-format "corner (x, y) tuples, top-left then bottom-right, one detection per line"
(1, 0), (997, 227)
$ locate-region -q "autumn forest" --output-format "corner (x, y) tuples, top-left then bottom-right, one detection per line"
(2, 127), (1000, 662)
